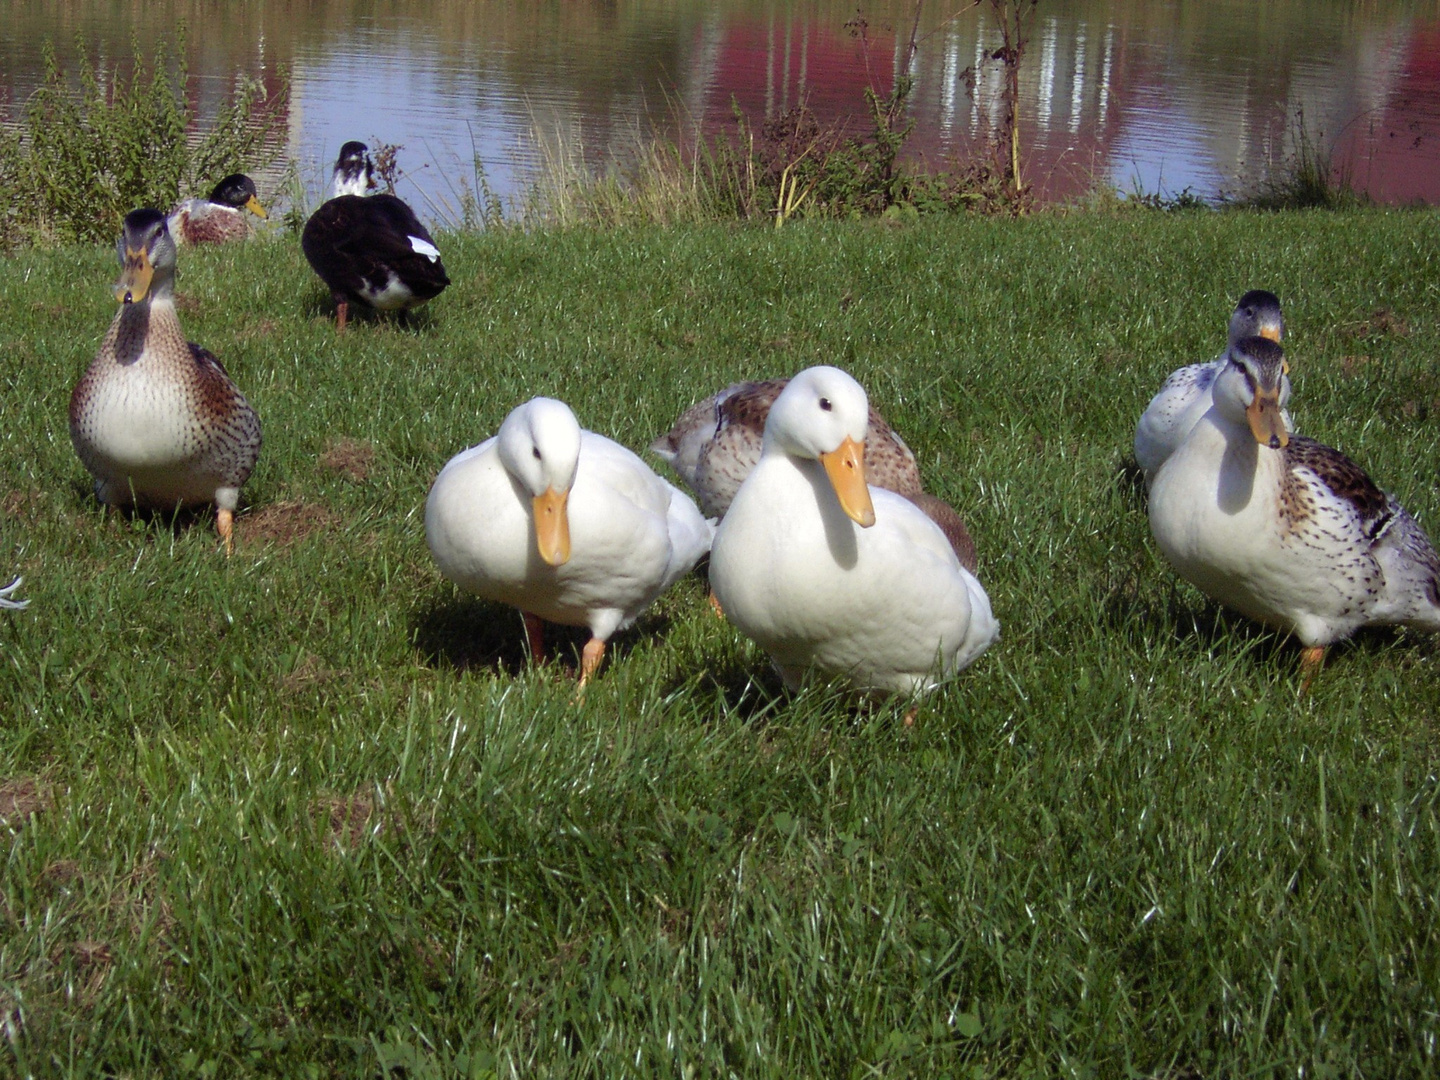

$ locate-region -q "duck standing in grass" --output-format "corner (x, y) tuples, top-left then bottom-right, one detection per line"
(708, 366), (998, 696)
(651, 377), (977, 570)
(166, 174), (268, 245)
(1149, 335), (1440, 688)
(1135, 289), (1285, 485)
(426, 398), (713, 687)
(302, 141), (449, 332)
(69, 209), (262, 555)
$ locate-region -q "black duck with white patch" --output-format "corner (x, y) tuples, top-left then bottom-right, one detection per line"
(301, 141), (450, 331)
(69, 208), (262, 554)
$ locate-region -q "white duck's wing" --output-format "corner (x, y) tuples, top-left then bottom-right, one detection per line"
(1371, 497), (1440, 629)
(1134, 357), (1222, 477)
(662, 486), (714, 592)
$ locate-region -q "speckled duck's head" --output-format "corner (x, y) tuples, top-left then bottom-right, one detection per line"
(1228, 289), (1284, 347)
(114, 208), (177, 305)
(207, 173), (268, 218)
(496, 398), (583, 567)
(331, 141), (375, 198)
(764, 366), (876, 527)
(1215, 335), (1292, 449)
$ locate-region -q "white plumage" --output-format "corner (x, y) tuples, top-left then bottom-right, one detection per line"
(1135, 289), (1286, 484)
(709, 366), (997, 695)
(425, 397), (712, 684)
(1149, 335), (1440, 685)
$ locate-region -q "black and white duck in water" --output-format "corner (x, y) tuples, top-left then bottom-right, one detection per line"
(166, 174), (269, 246)
(69, 209), (262, 555)
(301, 141), (450, 331)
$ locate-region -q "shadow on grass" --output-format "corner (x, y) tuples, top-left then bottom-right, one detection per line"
(1114, 454), (1148, 513)
(301, 289), (442, 334)
(411, 594), (677, 681)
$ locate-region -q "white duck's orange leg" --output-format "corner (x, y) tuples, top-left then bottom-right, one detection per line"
(217, 508), (235, 557)
(578, 637), (606, 688)
(522, 612), (546, 667)
(708, 591), (725, 619)
(1299, 645), (1326, 695)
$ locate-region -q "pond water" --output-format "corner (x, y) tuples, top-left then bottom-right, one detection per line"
(3, 1), (1438, 221)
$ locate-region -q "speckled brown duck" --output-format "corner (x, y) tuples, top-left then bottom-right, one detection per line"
(166, 174), (268, 246)
(1149, 335), (1440, 689)
(650, 377), (977, 569)
(69, 208), (262, 554)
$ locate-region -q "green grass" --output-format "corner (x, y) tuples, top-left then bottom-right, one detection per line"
(1, 209), (1439, 1077)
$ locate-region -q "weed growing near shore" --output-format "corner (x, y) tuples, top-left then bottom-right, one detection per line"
(0, 34), (287, 249)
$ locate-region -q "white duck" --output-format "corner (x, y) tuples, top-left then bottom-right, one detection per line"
(709, 366), (998, 695)
(1149, 335), (1440, 687)
(425, 397), (713, 686)
(1135, 289), (1285, 484)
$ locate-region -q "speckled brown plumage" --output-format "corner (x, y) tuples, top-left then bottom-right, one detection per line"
(70, 208), (260, 540)
(651, 378), (926, 518)
(1282, 436), (1390, 532)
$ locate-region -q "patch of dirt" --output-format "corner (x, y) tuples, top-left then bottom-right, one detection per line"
(312, 791), (379, 849)
(0, 777), (51, 827)
(1338, 354), (1374, 378)
(319, 437), (376, 483)
(42, 859), (82, 888)
(3, 489), (45, 522)
(1344, 308), (1410, 339)
(241, 501), (339, 548)
(280, 654), (344, 693)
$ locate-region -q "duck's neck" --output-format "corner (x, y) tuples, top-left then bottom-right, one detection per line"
(105, 295), (188, 366)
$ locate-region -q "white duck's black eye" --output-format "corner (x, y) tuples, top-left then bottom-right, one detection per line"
(532, 448), (542, 460)
(819, 398), (833, 412)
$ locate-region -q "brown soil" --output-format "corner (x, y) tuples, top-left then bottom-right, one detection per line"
(0, 777), (51, 826)
(319, 437), (376, 482)
(241, 500), (339, 548)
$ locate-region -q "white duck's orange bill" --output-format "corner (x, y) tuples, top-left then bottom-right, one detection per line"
(820, 436), (876, 527)
(533, 488), (571, 566)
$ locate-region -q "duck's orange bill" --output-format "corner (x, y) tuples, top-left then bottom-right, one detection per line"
(245, 195), (269, 220)
(533, 488), (571, 566)
(1247, 388), (1289, 449)
(1259, 325), (1281, 343)
(115, 246), (154, 304)
(819, 436), (876, 527)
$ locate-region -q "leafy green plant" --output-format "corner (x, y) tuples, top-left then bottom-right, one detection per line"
(0, 33), (288, 249)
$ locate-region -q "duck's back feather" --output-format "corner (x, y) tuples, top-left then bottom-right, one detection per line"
(301, 194), (450, 311)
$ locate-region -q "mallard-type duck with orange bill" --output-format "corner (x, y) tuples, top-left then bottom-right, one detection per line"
(301, 141), (450, 331)
(69, 209), (262, 554)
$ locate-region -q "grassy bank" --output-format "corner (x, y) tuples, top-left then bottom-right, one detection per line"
(1, 209), (1438, 1077)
